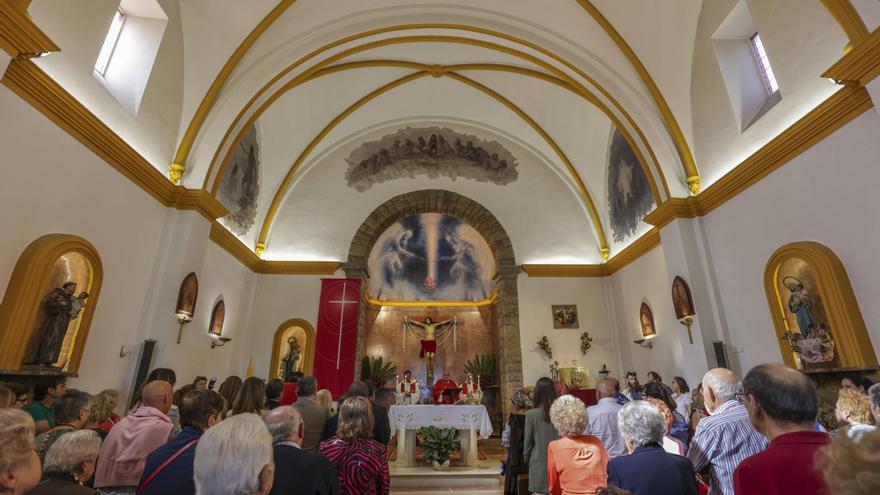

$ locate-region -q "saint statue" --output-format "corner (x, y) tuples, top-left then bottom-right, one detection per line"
(432, 370), (459, 404)
(395, 369), (419, 405)
(404, 316), (456, 358)
(785, 278), (817, 338)
(26, 282), (89, 366)
(280, 336), (301, 382)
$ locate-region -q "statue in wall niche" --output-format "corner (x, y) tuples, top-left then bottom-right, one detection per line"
(25, 282), (89, 366)
(281, 336), (301, 382)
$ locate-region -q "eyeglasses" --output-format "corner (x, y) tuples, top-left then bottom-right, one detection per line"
(735, 392), (748, 402)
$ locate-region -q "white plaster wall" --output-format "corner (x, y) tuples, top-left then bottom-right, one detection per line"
(606, 246), (705, 389)
(516, 276), (616, 388)
(699, 109), (880, 373)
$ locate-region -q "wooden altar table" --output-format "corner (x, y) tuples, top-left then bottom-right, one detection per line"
(388, 404), (493, 467)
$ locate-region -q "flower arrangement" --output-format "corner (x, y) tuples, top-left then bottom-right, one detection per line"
(537, 336), (552, 358)
(580, 331), (593, 354)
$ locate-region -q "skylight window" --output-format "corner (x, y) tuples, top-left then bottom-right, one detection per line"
(94, 8), (125, 76)
(749, 33), (779, 94)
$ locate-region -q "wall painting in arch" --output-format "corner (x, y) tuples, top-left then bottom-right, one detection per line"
(773, 258), (839, 369)
(366, 213), (495, 302)
(607, 129), (654, 243)
(345, 126), (518, 192)
(209, 300), (225, 337)
(217, 125), (261, 235)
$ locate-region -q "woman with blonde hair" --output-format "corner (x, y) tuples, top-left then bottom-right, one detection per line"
(835, 388), (876, 440)
(28, 430), (102, 494)
(0, 409), (41, 495)
(546, 394), (609, 495)
(231, 377), (266, 416)
(218, 376), (243, 417)
(315, 389), (334, 415)
(84, 389), (119, 439)
(818, 428), (880, 495)
(320, 396), (389, 494)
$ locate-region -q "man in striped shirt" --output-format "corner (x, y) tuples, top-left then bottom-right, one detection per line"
(687, 368), (767, 495)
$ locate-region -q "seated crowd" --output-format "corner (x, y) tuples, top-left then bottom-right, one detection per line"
(509, 367), (880, 495)
(0, 364), (878, 495)
(0, 369), (394, 495)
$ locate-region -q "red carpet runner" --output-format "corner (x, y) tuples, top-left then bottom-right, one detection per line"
(313, 279), (361, 399)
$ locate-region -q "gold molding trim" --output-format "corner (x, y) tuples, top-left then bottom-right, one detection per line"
(170, 0), (295, 182)
(268, 318), (315, 378)
(209, 222), (340, 275)
(0, 0), (58, 58)
(522, 227), (661, 278)
(1, 59), (227, 222)
(646, 86), (872, 229)
(364, 292), (497, 308)
(203, 26), (670, 201)
(764, 241), (876, 369)
(819, 0), (869, 47)
(576, 0), (700, 192)
(0, 234), (103, 373)
(822, 27), (880, 85)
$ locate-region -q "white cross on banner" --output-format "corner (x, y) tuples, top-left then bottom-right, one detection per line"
(329, 283), (358, 369)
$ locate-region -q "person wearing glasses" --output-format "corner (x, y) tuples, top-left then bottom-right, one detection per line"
(686, 368), (767, 495)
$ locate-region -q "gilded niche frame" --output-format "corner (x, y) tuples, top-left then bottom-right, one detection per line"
(268, 318), (316, 379)
(764, 241), (876, 370)
(0, 234), (103, 374)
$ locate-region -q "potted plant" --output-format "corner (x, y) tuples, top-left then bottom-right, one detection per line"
(417, 426), (460, 470)
(359, 355), (396, 389)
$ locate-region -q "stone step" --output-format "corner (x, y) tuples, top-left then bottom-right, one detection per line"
(390, 462), (503, 492)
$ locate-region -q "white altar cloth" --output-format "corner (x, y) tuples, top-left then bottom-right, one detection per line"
(388, 405), (493, 467)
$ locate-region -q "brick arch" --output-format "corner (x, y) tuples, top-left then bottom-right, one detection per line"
(344, 190), (523, 417)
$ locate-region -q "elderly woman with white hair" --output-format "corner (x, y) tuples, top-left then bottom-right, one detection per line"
(546, 395), (609, 495)
(194, 413), (274, 495)
(606, 401), (698, 495)
(28, 430), (102, 495)
(0, 409), (41, 495)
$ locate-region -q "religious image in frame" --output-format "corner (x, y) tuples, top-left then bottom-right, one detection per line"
(640, 302), (656, 338)
(23, 252), (92, 370)
(217, 125), (261, 235)
(607, 129), (655, 243)
(672, 276), (695, 320)
(209, 300), (225, 337)
(551, 305), (579, 329)
(775, 257), (838, 368)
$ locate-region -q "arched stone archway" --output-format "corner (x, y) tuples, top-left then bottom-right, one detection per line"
(345, 190), (523, 416)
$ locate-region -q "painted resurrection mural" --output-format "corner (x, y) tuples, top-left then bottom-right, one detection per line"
(345, 126), (518, 192)
(217, 125), (261, 235)
(367, 213), (495, 301)
(607, 129), (654, 243)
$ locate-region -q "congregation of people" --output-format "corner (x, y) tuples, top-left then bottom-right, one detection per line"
(1, 364), (879, 495)
(0, 369), (396, 495)
(506, 366), (880, 495)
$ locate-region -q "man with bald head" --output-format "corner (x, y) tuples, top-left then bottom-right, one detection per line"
(96, 380), (175, 493)
(734, 364), (828, 495)
(265, 406), (339, 495)
(687, 368), (767, 495)
(585, 379), (627, 457)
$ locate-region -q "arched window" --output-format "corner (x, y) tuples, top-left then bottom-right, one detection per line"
(269, 319), (316, 381)
(209, 299), (225, 337)
(0, 234), (103, 373)
(175, 272), (198, 321)
(764, 242), (876, 370)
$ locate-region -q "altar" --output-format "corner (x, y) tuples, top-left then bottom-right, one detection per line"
(389, 404), (493, 467)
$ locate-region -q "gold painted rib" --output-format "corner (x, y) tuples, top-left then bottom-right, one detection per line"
(819, 0), (869, 47)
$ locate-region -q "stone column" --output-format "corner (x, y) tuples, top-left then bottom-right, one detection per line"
(495, 264), (523, 420)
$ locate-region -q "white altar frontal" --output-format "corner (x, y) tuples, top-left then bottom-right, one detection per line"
(389, 405), (493, 467)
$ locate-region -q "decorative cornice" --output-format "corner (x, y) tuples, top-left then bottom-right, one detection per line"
(1, 59), (227, 222)
(819, 0), (869, 46)
(646, 85), (872, 229)
(822, 27), (880, 85)
(209, 222), (340, 275)
(522, 228), (661, 277)
(0, 1), (58, 59)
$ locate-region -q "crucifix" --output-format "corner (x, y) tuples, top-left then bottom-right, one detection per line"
(404, 314), (456, 386)
(329, 283), (359, 370)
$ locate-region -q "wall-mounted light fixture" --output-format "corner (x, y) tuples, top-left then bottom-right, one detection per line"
(633, 337), (654, 349)
(680, 316), (695, 344)
(211, 337), (232, 349)
(175, 312), (192, 344)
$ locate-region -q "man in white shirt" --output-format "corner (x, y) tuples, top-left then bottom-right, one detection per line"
(585, 379), (628, 458)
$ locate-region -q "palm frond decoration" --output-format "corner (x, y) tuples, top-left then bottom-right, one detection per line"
(359, 355), (397, 389)
(464, 354), (497, 387)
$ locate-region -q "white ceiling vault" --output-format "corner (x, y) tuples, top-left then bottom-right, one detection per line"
(28, 0), (850, 265)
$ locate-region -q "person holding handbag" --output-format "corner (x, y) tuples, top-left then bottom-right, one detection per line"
(136, 389), (225, 495)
